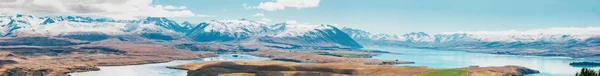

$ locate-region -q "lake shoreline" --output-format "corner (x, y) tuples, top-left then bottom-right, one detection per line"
(365, 46), (582, 61)
(68, 48), (415, 76)
(368, 47), (594, 76)
(69, 48), (580, 76)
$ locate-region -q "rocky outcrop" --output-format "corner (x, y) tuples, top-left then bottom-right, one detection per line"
(169, 60), (539, 76)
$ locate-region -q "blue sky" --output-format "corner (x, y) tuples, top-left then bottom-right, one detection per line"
(156, 0), (600, 34)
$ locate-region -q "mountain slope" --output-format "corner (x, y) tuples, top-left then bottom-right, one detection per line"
(1, 14), (363, 49)
(259, 23), (363, 48)
(186, 20), (363, 48)
(186, 19), (270, 42)
(0, 14), (190, 41)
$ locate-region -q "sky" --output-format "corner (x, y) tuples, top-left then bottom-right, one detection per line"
(1, 0), (599, 34)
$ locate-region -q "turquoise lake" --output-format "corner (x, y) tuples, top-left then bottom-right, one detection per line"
(70, 48), (593, 76)
(370, 48), (595, 76)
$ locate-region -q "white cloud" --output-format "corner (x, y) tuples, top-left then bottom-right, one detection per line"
(196, 14), (213, 17)
(155, 5), (187, 10)
(0, 0), (197, 20)
(261, 18), (272, 22)
(243, 3), (250, 9)
(254, 2), (286, 11)
(253, 13), (265, 17)
(244, 0), (320, 11)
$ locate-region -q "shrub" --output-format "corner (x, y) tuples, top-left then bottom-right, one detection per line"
(576, 68), (599, 76)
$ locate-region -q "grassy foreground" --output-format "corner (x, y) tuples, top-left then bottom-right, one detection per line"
(416, 69), (468, 76)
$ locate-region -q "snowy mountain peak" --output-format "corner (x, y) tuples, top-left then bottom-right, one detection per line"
(272, 23), (336, 37)
(181, 21), (192, 26)
(340, 27), (403, 41)
(403, 32), (434, 43)
(199, 19), (269, 33)
(142, 17), (186, 32)
(180, 21), (196, 29)
(404, 32), (429, 37)
(181, 21), (191, 24)
(0, 14), (44, 36)
(144, 17), (168, 20)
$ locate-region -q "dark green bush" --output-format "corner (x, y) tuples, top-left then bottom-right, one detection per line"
(576, 68), (599, 76)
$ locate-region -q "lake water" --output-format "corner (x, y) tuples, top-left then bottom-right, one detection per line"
(370, 47), (597, 76)
(71, 48), (594, 76)
(68, 54), (270, 76)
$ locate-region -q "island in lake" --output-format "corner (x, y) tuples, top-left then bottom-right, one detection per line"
(570, 62), (600, 68)
(168, 60), (539, 76)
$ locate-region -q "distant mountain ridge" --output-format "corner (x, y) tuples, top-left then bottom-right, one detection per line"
(341, 27), (600, 58)
(342, 27), (600, 44)
(0, 14), (363, 49)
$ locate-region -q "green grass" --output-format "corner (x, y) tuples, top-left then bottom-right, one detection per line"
(416, 69), (468, 76)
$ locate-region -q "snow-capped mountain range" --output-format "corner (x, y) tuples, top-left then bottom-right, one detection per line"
(2, 13), (597, 50)
(0, 14), (363, 48)
(0, 14), (188, 37)
(342, 27), (600, 57)
(186, 19), (362, 48)
(342, 27), (600, 44)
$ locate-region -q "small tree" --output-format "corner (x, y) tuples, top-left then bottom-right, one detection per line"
(576, 68), (599, 76)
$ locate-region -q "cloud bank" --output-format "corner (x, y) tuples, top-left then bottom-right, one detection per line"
(0, 0), (197, 20)
(244, 0), (320, 11)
